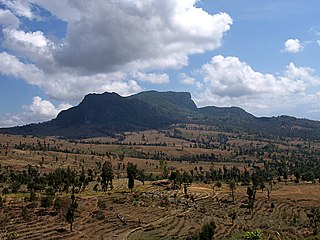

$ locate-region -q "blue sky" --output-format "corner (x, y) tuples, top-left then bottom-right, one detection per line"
(1, 0), (320, 127)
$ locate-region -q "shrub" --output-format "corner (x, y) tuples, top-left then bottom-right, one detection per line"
(2, 187), (9, 195)
(243, 230), (262, 240)
(21, 206), (31, 221)
(199, 220), (216, 240)
(53, 198), (62, 211)
(41, 195), (54, 208)
(97, 199), (106, 210)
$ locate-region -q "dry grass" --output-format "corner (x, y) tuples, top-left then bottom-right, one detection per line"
(0, 132), (319, 239)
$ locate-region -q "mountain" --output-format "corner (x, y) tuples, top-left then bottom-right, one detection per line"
(1, 91), (320, 139)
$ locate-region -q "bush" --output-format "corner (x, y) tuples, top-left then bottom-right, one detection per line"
(2, 187), (9, 195)
(243, 230), (262, 240)
(10, 182), (21, 193)
(41, 195), (54, 208)
(97, 199), (106, 210)
(53, 198), (62, 211)
(199, 220), (216, 240)
(21, 206), (31, 221)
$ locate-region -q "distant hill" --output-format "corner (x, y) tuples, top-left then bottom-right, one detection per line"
(1, 91), (320, 139)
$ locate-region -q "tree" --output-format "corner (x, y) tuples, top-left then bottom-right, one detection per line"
(100, 161), (113, 192)
(21, 206), (30, 221)
(169, 170), (181, 189)
(127, 163), (137, 192)
(0, 196), (4, 207)
(260, 182), (265, 193)
(266, 184), (272, 201)
(294, 171), (301, 184)
(247, 186), (256, 214)
(228, 179), (236, 203)
(228, 210), (237, 225)
(136, 169), (146, 185)
(302, 171), (315, 183)
(159, 159), (168, 179)
(66, 207), (74, 231)
(307, 207), (320, 234)
(66, 193), (78, 231)
(79, 166), (89, 192)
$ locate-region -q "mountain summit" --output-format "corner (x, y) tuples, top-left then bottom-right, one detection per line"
(1, 91), (320, 139)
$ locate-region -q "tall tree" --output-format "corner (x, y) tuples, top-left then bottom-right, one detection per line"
(66, 193), (78, 231)
(247, 186), (256, 214)
(228, 179), (236, 203)
(100, 161), (113, 192)
(127, 163), (137, 192)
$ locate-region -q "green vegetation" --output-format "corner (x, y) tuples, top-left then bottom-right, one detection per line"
(243, 230), (262, 240)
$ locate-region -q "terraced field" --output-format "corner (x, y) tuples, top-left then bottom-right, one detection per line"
(0, 132), (320, 240)
(0, 179), (318, 239)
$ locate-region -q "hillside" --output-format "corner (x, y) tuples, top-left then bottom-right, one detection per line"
(1, 91), (320, 139)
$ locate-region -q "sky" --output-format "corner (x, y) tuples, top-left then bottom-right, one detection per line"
(1, 0), (320, 127)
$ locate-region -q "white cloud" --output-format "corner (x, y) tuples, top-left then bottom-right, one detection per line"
(195, 55), (320, 116)
(284, 62), (320, 86)
(0, 96), (71, 127)
(200, 55), (305, 97)
(0, 52), (142, 100)
(2, 28), (55, 69)
(283, 38), (303, 53)
(0, 52), (44, 86)
(0, 0), (40, 20)
(25, 96), (71, 120)
(0, 9), (20, 28)
(133, 72), (169, 84)
(179, 73), (196, 85)
(179, 73), (202, 88)
(0, 0), (232, 101)
(31, 0), (232, 73)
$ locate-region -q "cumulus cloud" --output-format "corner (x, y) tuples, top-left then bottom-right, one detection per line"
(179, 73), (196, 85)
(283, 39), (303, 53)
(195, 55), (320, 116)
(0, 52), (142, 100)
(47, 1), (232, 73)
(0, 0), (232, 101)
(133, 72), (169, 84)
(0, 96), (71, 127)
(284, 62), (320, 86)
(2, 28), (55, 69)
(200, 55), (305, 97)
(179, 73), (202, 88)
(0, 52), (44, 86)
(0, 0), (41, 20)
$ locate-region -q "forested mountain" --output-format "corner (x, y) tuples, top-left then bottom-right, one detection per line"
(1, 91), (320, 139)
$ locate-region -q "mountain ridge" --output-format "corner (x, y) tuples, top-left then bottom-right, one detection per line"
(1, 91), (320, 139)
